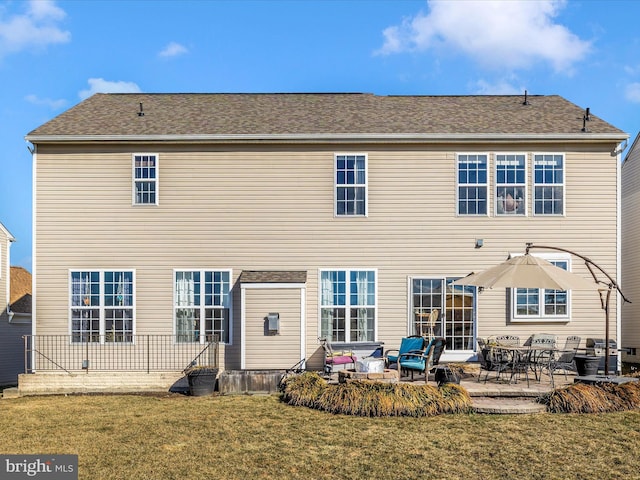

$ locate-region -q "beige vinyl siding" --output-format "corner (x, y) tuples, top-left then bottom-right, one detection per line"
(622, 135), (640, 363)
(243, 287), (302, 369)
(35, 142), (620, 367)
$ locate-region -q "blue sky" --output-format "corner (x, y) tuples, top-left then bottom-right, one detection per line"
(1, 0), (639, 272)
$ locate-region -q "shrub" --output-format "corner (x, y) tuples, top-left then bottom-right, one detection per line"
(539, 381), (640, 413)
(280, 372), (328, 407)
(281, 374), (472, 417)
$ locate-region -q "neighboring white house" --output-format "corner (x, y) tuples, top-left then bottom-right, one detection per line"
(23, 93), (628, 391)
(0, 223), (31, 386)
(622, 132), (640, 368)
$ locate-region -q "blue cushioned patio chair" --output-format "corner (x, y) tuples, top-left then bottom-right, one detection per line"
(398, 337), (446, 383)
(384, 335), (425, 369)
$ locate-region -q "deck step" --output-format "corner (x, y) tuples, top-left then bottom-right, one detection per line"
(471, 396), (547, 414)
(2, 388), (20, 399)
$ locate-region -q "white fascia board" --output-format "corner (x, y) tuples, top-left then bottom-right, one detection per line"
(0, 222), (15, 242)
(25, 132), (630, 144)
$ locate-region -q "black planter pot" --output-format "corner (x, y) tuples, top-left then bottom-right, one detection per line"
(574, 356), (600, 376)
(187, 367), (219, 396)
(434, 366), (460, 386)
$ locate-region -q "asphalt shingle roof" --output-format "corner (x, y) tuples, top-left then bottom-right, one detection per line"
(238, 271), (307, 284)
(10, 266), (32, 314)
(26, 93), (626, 140)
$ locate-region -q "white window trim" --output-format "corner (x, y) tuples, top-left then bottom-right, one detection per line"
(68, 269), (137, 343)
(510, 253), (572, 322)
(334, 153), (368, 217)
(532, 152), (565, 217)
(495, 152), (527, 217)
(173, 268), (233, 345)
(456, 152), (490, 217)
(132, 153), (159, 206)
(407, 275), (477, 354)
(318, 268), (378, 342)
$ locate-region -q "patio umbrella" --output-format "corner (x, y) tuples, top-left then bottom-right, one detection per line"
(452, 254), (597, 291)
(456, 246), (630, 376)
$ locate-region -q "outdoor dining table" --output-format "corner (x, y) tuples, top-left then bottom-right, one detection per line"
(489, 345), (561, 387)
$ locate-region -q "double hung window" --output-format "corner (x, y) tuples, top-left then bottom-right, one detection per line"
(70, 270), (134, 342)
(320, 269), (376, 342)
(533, 154), (564, 215)
(335, 154), (367, 216)
(513, 259), (569, 320)
(133, 154), (158, 205)
(457, 154), (488, 215)
(175, 270), (231, 343)
(496, 154), (526, 215)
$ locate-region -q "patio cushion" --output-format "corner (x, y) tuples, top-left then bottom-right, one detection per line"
(386, 337), (424, 364)
(398, 358), (426, 370)
(326, 355), (357, 365)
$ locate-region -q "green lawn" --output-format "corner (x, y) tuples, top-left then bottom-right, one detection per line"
(1, 393), (639, 479)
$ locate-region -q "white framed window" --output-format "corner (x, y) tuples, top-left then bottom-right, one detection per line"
(175, 270), (231, 343)
(410, 278), (476, 351)
(457, 154), (488, 215)
(70, 270), (135, 343)
(512, 256), (570, 321)
(133, 153), (158, 205)
(533, 154), (564, 215)
(496, 154), (526, 215)
(320, 269), (376, 342)
(335, 154), (367, 216)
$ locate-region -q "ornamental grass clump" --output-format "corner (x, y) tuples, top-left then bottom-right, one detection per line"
(438, 383), (472, 414)
(280, 371), (328, 407)
(539, 381), (640, 413)
(281, 373), (472, 417)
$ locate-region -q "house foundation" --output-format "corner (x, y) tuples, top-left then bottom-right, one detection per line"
(16, 371), (185, 396)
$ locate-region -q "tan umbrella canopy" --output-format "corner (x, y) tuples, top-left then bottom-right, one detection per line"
(452, 254), (597, 290)
(455, 245), (631, 376)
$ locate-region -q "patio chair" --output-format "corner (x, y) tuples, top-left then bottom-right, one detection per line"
(549, 335), (581, 380)
(528, 334), (557, 380)
(397, 336), (446, 383)
(494, 335), (520, 346)
(320, 338), (357, 375)
(476, 338), (502, 383)
(384, 335), (425, 368)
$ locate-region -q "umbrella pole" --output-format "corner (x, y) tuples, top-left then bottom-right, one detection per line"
(604, 286), (612, 375)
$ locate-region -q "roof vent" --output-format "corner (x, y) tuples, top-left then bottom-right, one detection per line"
(137, 102), (145, 117)
(522, 90), (530, 105)
(585, 107), (591, 121)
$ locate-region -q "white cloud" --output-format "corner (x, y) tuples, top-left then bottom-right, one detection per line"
(472, 79), (524, 95)
(625, 83), (640, 103)
(0, 0), (70, 57)
(25, 94), (67, 109)
(79, 78), (142, 100)
(159, 41), (188, 58)
(375, 0), (590, 74)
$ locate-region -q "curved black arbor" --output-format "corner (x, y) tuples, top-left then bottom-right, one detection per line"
(525, 243), (631, 375)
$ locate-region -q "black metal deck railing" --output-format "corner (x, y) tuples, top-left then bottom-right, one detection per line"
(23, 335), (219, 373)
